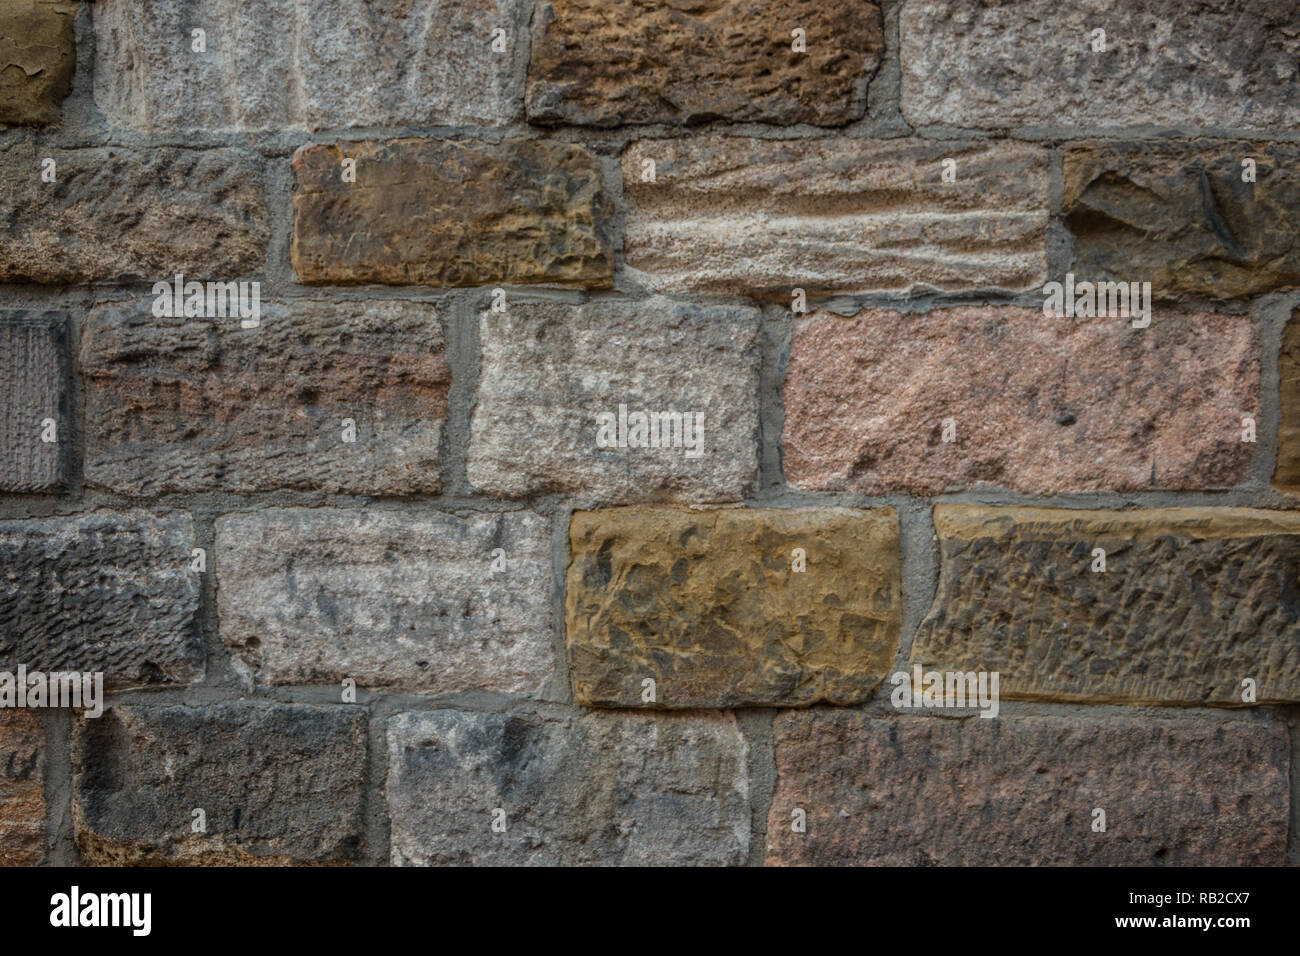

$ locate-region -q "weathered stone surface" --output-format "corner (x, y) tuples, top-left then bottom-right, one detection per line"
(0, 511), (202, 687)
(782, 307), (1258, 495)
(913, 506), (1300, 705)
(468, 297), (759, 502)
(0, 138), (268, 284)
(0, 312), (68, 491)
(566, 507), (900, 707)
(93, 0), (527, 131)
(216, 508), (553, 694)
(901, 0), (1300, 131)
(73, 703), (366, 865)
(1274, 311), (1300, 492)
(81, 301), (448, 494)
(388, 709), (747, 865)
(292, 138), (613, 287)
(1064, 142), (1300, 299)
(767, 712), (1289, 865)
(623, 138), (1047, 296)
(0, 0), (75, 126)
(527, 0), (882, 127)
(0, 711), (44, 866)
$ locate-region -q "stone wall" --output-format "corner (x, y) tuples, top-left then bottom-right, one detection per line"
(1, 0), (1298, 866)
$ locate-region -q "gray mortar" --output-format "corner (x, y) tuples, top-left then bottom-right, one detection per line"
(3, 0), (1298, 865)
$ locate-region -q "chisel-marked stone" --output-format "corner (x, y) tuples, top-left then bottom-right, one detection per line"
(216, 508), (553, 694)
(0, 138), (267, 284)
(73, 703), (366, 865)
(767, 712), (1289, 865)
(81, 301), (449, 494)
(566, 507), (901, 707)
(622, 137), (1047, 296)
(1063, 142), (1300, 299)
(527, 0), (883, 127)
(0, 711), (44, 866)
(468, 297), (759, 503)
(901, 0), (1300, 131)
(387, 709), (748, 865)
(782, 307), (1258, 495)
(0, 312), (69, 491)
(292, 138), (613, 287)
(912, 506), (1300, 705)
(0, 511), (202, 687)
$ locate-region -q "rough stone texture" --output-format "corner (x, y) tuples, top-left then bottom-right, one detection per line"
(388, 709), (748, 865)
(468, 297), (759, 502)
(913, 506), (1300, 705)
(527, 0), (882, 127)
(93, 0), (527, 131)
(0, 0), (75, 126)
(767, 712), (1290, 865)
(1275, 310), (1300, 492)
(0, 138), (268, 284)
(292, 138), (613, 287)
(0, 511), (202, 687)
(73, 703), (366, 865)
(81, 301), (448, 494)
(622, 137), (1048, 296)
(0, 711), (44, 866)
(1064, 142), (1300, 299)
(0, 312), (68, 492)
(567, 507), (900, 708)
(900, 0), (1300, 131)
(215, 508), (553, 694)
(782, 307), (1258, 495)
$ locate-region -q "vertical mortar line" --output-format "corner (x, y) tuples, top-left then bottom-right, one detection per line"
(1254, 295), (1291, 494)
(758, 303), (792, 499)
(738, 709), (776, 867)
(547, 504), (574, 705)
(443, 289), (481, 499)
(192, 503), (241, 689)
(888, 496), (937, 685)
(264, 143), (297, 291)
(872, 0), (908, 131)
(1045, 143), (1072, 284)
(1285, 705), (1300, 866)
(41, 709), (75, 865)
(362, 702), (391, 866)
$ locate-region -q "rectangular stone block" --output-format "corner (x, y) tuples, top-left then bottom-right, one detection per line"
(768, 712), (1290, 865)
(0, 511), (202, 687)
(901, 0), (1300, 131)
(782, 307), (1258, 495)
(0, 0), (75, 125)
(216, 508), (554, 694)
(93, 0), (527, 131)
(1274, 310), (1300, 492)
(527, 0), (882, 127)
(0, 711), (44, 866)
(292, 138), (613, 287)
(913, 506), (1300, 705)
(622, 137), (1048, 296)
(73, 703), (366, 865)
(0, 138), (268, 284)
(1, 312), (69, 491)
(1064, 142), (1300, 299)
(468, 297), (759, 502)
(81, 300), (449, 494)
(388, 709), (748, 865)
(566, 507), (900, 708)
